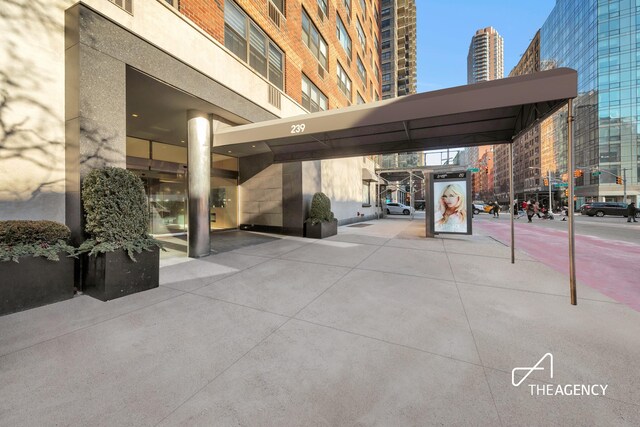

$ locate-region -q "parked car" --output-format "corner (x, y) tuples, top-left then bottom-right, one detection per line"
(385, 202), (415, 215)
(580, 202), (639, 217)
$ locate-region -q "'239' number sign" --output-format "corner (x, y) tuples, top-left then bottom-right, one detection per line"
(290, 123), (306, 134)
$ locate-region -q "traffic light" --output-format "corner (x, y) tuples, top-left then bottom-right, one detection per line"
(616, 176), (623, 185)
(564, 189), (569, 197)
(574, 169), (583, 178)
(543, 178), (549, 186)
(485, 167), (489, 174)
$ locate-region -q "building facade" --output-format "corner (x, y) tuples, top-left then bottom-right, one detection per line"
(463, 27), (504, 201)
(0, 0), (385, 249)
(540, 0), (639, 205)
(380, 0), (416, 99)
(376, 0), (419, 204)
(467, 26), (504, 84)
(494, 31), (545, 206)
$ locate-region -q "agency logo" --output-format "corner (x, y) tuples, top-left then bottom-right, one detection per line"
(512, 353), (609, 396)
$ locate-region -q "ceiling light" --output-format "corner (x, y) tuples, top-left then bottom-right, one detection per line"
(131, 113), (139, 117)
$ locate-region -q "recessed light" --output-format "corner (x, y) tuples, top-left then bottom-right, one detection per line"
(131, 113), (139, 117)
(227, 150), (232, 153)
(251, 145), (256, 148)
(180, 140), (185, 143)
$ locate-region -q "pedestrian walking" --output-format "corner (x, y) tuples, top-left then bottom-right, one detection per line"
(627, 202), (637, 223)
(534, 201), (542, 218)
(526, 201), (535, 222)
(491, 201), (500, 218)
(513, 202), (520, 219)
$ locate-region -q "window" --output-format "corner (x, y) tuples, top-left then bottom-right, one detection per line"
(344, 0), (351, 14)
(381, 18), (391, 29)
(302, 10), (328, 69)
(302, 75), (328, 112)
(337, 62), (352, 98)
(381, 40), (390, 50)
(225, 1), (284, 89)
(357, 92), (365, 104)
(382, 73), (391, 82)
(381, 29), (390, 39)
(359, 0), (366, 15)
(357, 55), (366, 83)
(317, 0), (327, 16)
(381, 7), (391, 17)
(270, 0), (285, 15)
(337, 16), (352, 58)
(381, 51), (391, 61)
(356, 18), (366, 50)
(381, 62), (392, 72)
(362, 181), (371, 206)
(382, 84), (391, 92)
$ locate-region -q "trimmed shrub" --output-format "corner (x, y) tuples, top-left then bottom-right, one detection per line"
(77, 167), (162, 260)
(0, 220), (75, 262)
(306, 192), (335, 225)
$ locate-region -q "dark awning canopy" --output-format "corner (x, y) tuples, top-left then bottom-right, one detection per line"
(214, 68), (577, 162)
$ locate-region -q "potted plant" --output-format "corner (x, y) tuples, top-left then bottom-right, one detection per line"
(77, 167), (162, 301)
(0, 220), (76, 316)
(304, 192), (338, 239)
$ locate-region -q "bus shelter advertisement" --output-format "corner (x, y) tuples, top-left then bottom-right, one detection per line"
(431, 172), (472, 235)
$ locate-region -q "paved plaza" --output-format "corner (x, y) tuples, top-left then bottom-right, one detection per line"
(1, 217), (639, 426)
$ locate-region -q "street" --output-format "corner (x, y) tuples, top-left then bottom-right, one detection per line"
(479, 211), (640, 245)
(389, 211), (640, 311)
(473, 213), (640, 311)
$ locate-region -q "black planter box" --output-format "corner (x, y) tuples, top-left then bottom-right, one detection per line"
(0, 254), (75, 316)
(82, 247), (159, 301)
(304, 219), (338, 239)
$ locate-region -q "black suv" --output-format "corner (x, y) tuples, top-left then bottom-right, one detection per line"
(580, 202), (637, 217)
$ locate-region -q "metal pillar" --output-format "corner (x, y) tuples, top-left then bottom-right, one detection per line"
(425, 172), (434, 237)
(548, 170), (553, 211)
(623, 168), (627, 202)
(509, 142), (515, 264)
(567, 99), (577, 305)
(187, 110), (211, 258)
(409, 171), (414, 220)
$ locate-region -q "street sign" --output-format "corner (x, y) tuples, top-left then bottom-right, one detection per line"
(592, 171), (601, 176)
(467, 168), (479, 172)
(555, 182), (568, 187)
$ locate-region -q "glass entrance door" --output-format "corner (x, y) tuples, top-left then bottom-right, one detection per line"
(134, 171), (188, 235)
(210, 176), (238, 230)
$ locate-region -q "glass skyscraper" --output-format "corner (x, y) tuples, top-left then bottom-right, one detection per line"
(541, 0), (639, 204)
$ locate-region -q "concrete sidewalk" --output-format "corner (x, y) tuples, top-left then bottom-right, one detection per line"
(1, 218), (639, 426)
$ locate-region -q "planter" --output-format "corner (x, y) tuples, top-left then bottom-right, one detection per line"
(304, 219), (338, 239)
(0, 254), (75, 316)
(82, 247), (159, 301)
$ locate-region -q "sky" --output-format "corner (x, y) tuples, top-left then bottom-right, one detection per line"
(416, 0), (557, 92)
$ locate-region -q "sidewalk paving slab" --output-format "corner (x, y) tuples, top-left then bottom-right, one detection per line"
(1, 216), (639, 426)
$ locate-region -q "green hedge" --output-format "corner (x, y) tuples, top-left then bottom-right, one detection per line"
(77, 167), (162, 260)
(0, 220), (75, 262)
(306, 192), (335, 225)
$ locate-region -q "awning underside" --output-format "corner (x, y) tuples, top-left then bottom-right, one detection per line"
(214, 68), (577, 162)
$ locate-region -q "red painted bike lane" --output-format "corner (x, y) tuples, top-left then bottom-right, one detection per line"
(475, 219), (640, 312)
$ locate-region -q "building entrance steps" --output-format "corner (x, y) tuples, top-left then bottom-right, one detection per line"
(1, 215), (639, 425)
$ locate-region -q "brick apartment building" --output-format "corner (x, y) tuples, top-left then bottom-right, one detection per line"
(178, 0), (381, 108)
(1, 0), (385, 252)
